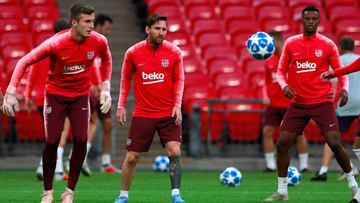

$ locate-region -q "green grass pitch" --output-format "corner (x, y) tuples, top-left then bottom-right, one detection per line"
(0, 170), (354, 202)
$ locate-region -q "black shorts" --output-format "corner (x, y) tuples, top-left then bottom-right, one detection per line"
(264, 106), (287, 127)
(337, 116), (360, 136)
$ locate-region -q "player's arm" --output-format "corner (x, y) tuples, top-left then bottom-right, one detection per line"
(117, 50), (134, 125)
(172, 50), (184, 126)
(98, 37), (113, 114)
(276, 40), (294, 98)
(328, 42), (349, 106)
(0, 89), (3, 107)
(24, 65), (38, 112)
(334, 57), (360, 77)
(3, 39), (52, 117)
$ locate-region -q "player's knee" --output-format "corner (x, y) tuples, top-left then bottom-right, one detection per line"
(262, 126), (274, 138)
(126, 153), (140, 165)
(276, 141), (290, 153)
(327, 142), (342, 153)
(167, 146), (181, 157)
(103, 119), (112, 131)
(45, 139), (59, 149)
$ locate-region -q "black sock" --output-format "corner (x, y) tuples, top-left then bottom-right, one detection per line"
(169, 156), (181, 189)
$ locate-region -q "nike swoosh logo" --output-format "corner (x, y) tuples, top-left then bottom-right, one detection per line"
(293, 53), (301, 56)
(62, 56), (70, 60)
(138, 63), (145, 67)
(329, 123), (336, 127)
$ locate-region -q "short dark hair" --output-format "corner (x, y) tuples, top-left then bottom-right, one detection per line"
(339, 36), (355, 51)
(54, 18), (70, 33)
(268, 30), (283, 41)
(94, 14), (113, 27)
(146, 14), (167, 27)
(302, 6), (320, 16)
(70, 3), (95, 22)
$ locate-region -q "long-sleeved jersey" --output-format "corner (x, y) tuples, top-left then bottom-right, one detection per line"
(25, 58), (49, 107)
(334, 57), (360, 77)
(118, 40), (184, 118)
(9, 29), (112, 97)
(277, 33), (348, 105)
(265, 54), (290, 108)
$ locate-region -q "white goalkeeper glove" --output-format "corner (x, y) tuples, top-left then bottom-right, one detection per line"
(100, 81), (111, 114)
(2, 86), (19, 117)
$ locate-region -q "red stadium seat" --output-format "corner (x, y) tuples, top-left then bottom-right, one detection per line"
(183, 0), (215, 11)
(0, 5), (24, 19)
(324, 0), (358, 16)
(150, 5), (182, 17)
(202, 45), (237, 66)
(184, 72), (210, 89)
(0, 19), (26, 35)
(221, 6), (255, 22)
(0, 0), (21, 5)
(177, 44), (197, 59)
(262, 19), (292, 33)
(258, 6), (290, 30)
(26, 5), (59, 21)
(227, 19), (260, 36)
(213, 72), (244, 95)
(0, 32), (32, 48)
(196, 32), (227, 50)
(192, 19), (223, 38)
(219, 86), (253, 99)
(208, 58), (240, 79)
(218, 0), (252, 11)
(147, 0), (179, 14)
(167, 31), (192, 46)
(231, 33), (253, 55)
(226, 103), (264, 142)
(166, 17), (188, 34)
(335, 20), (360, 37)
(30, 19), (55, 34)
(23, 0), (56, 6)
(184, 57), (206, 74)
(252, 0), (286, 16)
(183, 84), (211, 113)
(329, 6), (359, 31)
(32, 30), (53, 46)
(186, 5), (217, 22)
(14, 111), (45, 141)
(3, 58), (19, 77)
(242, 58), (265, 74)
(1, 44), (30, 61)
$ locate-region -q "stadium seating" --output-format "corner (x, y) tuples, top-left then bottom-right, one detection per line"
(0, 0), (21, 5)
(0, 5), (25, 19)
(183, 57), (206, 74)
(196, 32), (227, 50)
(218, 0), (252, 10)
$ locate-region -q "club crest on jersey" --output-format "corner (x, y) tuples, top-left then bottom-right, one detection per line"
(161, 59), (169, 68)
(315, 50), (322, 57)
(87, 51), (95, 60)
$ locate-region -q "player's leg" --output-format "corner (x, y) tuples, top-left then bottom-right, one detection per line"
(262, 125), (276, 171)
(158, 117), (185, 203)
(62, 95), (90, 202)
(311, 143), (333, 181)
(36, 106), (44, 181)
(55, 117), (70, 181)
(81, 110), (97, 177)
(100, 116), (121, 173)
(352, 118), (360, 177)
(296, 134), (309, 172)
(115, 117), (156, 203)
(41, 94), (67, 202)
(313, 103), (359, 199)
(264, 104), (308, 201)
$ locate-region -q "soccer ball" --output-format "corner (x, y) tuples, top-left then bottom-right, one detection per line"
(152, 155), (169, 172)
(219, 167), (242, 187)
(247, 31), (275, 60)
(287, 166), (301, 186)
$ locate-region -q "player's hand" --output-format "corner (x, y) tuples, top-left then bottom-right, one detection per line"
(321, 71), (335, 81)
(172, 106), (182, 126)
(24, 97), (33, 113)
(116, 107), (126, 125)
(339, 89), (348, 107)
(99, 81), (111, 114)
(2, 86), (20, 117)
(283, 86), (296, 99)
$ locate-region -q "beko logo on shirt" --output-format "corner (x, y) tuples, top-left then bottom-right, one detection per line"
(296, 61), (317, 73)
(142, 72), (164, 85)
(63, 64), (86, 75)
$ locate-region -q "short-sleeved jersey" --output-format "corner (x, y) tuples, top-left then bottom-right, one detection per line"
(277, 33), (348, 105)
(265, 54), (290, 108)
(9, 29), (112, 97)
(118, 40), (184, 118)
